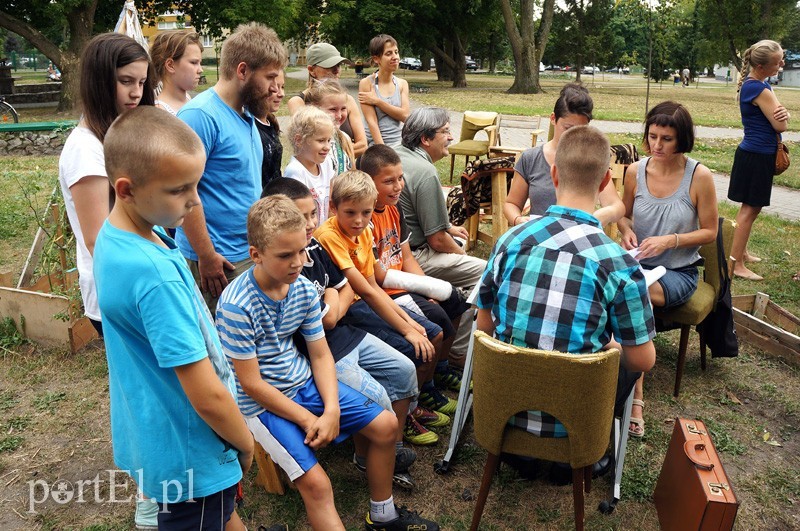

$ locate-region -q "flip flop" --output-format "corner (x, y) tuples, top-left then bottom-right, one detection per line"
(629, 399), (645, 438)
(734, 270), (764, 281)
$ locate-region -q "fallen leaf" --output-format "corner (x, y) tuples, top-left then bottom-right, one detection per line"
(726, 391), (742, 405)
(765, 439), (783, 447)
(763, 431), (771, 442)
(784, 250), (792, 256)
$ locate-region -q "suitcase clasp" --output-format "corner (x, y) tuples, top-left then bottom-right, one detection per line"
(687, 423), (707, 435)
(709, 482), (730, 495)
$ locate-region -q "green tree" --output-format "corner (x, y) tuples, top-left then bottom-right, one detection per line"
(500, 0), (557, 93)
(546, 0), (613, 82)
(696, 0), (797, 70)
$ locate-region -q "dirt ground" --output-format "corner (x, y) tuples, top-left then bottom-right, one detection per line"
(0, 328), (797, 530)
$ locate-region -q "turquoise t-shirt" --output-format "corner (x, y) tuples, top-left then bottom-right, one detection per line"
(175, 88), (263, 262)
(94, 221), (241, 502)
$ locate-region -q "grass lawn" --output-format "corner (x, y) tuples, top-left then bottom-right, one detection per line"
(0, 155), (798, 529)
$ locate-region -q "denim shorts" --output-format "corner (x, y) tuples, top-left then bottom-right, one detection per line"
(339, 332), (418, 405)
(649, 265), (699, 309)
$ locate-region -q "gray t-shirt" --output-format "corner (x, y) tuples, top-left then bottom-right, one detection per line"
(364, 73), (402, 147)
(396, 145), (451, 249)
(514, 145), (556, 216)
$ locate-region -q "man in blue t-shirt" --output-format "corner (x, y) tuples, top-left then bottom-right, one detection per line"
(176, 23), (287, 312)
(94, 107), (254, 528)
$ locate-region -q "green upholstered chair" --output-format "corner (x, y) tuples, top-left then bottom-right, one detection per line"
(469, 331), (620, 531)
(654, 218), (735, 397)
(448, 111), (498, 182)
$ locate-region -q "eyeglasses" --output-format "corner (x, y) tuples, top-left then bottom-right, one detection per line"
(435, 128), (452, 136)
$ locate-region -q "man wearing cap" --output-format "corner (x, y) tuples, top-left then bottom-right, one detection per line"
(287, 42), (368, 157)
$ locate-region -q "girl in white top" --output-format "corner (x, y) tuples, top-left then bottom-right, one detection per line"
(149, 30), (204, 115)
(284, 106), (336, 222)
(58, 33), (155, 331)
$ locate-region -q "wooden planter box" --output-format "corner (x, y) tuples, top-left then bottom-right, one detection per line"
(0, 271), (97, 353)
(732, 292), (800, 368)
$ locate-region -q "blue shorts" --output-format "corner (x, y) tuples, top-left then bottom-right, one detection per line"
(649, 265), (699, 309)
(157, 483), (236, 530)
(343, 299), (442, 366)
(246, 379), (383, 481)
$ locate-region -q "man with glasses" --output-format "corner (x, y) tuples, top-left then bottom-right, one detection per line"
(396, 107), (487, 369)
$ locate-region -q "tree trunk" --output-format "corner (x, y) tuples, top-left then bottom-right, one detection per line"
(57, 53), (81, 112)
(500, 0), (556, 94)
(450, 35), (467, 88)
(420, 51), (431, 72)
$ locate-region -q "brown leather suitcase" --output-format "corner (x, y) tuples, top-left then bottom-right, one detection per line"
(653, 418), (739, 530)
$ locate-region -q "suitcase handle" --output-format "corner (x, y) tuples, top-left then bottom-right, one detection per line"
(684, 441), (715, 470)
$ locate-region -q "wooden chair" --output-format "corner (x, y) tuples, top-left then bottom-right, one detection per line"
(654, 218), (735, 397)
(469, 331), (620, 531)
(254, 442), (294, 495)
(448, 111), (499, 182)
(488, 114), (547, 159)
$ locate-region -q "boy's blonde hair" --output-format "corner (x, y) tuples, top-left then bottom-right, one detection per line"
(288, 106), (334, 154)
(331, 169), (378, 207)
(247, 195), (306, 250)
(104, 106), (204, 185)
(219, 23), (287, 80)
(553, 126), (610, 194)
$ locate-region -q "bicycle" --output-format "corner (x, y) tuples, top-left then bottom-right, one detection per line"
(1, 95), (19, 123)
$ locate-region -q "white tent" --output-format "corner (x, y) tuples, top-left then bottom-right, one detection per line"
(114, 1), (148, 51)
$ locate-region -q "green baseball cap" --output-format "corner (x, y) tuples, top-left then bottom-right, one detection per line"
(307, 43), (349, 68)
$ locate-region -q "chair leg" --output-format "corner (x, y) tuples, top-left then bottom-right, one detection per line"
(470, 452), (501, 531)
(699, 326), (707, 371)
(449, 154), (456, 183)
(572, 467), (586, 531)
(674, 324), (691, 397)
(584, 465), (592, 494)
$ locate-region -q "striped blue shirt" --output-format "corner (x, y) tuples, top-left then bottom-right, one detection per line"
(216, 269), (324, 417)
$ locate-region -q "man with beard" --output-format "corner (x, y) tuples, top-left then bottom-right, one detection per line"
(177, 23), (287, 311)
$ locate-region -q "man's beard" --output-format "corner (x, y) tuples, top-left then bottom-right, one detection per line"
(242, 79), (269, 118)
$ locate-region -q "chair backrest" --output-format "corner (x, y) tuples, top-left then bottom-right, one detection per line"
(496, 114), (546, 147)
(699, 218), (735, 299)
(460, 111), (499, 142)
(471, 331), (620, 468)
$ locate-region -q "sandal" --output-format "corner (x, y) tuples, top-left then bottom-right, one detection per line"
(629, 399), (645, 438)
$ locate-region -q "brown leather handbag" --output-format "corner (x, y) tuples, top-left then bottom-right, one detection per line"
(776, 134), (790, 175)
(653, 418), (739, 530)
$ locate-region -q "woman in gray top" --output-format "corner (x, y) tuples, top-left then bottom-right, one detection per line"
(358, 34), (410, 146)
(618, 101), (718, 438)
(503, 83), (624, 226)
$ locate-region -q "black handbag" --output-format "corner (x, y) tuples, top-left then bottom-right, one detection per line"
(696, 218), (739, 358)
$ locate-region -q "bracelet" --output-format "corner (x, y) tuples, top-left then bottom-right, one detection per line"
(673, 233), (679, 249)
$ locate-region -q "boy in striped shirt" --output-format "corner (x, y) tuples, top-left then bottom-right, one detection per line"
(216, 196), (438, 530)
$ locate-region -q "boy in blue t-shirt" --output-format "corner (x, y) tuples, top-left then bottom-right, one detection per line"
(93, 107), (254, 528)
(216, 196), (439, 530)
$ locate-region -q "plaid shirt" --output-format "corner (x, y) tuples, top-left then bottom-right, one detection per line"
(477, 205), (655, 437)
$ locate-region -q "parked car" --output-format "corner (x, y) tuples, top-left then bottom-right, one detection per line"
(581, 65), (600, 75)
(400, 57), (421, 70)
(465, 58), (479, 71)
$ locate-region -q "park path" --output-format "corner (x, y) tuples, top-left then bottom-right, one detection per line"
(284, 69), (800, 221)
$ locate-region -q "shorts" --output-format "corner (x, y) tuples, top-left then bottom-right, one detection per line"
(393, 290), (471, 340)
(343, 299), (442, 366)
(246, 379), (383, 481)
(157, 484), (236, 530)
(337, 332), (417, 407)
(648, 265), (699, 309)
(727, 147), (775, 207)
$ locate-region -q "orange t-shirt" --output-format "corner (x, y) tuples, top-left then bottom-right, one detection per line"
(314, 216), (376, 280)
(370, 205), (410, 296)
